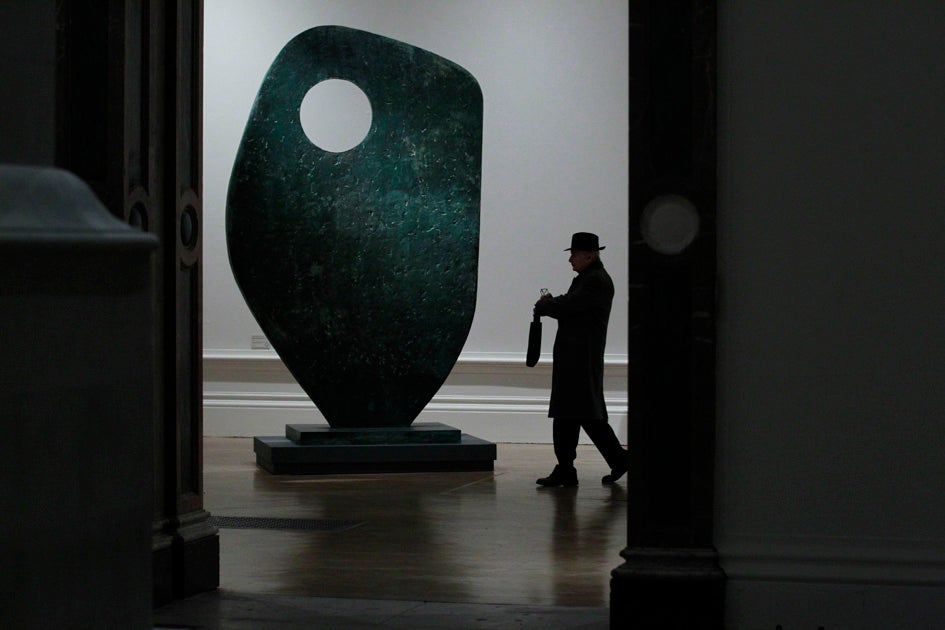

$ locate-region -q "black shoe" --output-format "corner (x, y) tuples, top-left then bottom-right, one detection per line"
(537, 465), (578, 487)
(601, 460), (628, 485)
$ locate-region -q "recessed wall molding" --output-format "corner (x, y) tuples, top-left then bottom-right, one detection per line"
(204, 349), (628, 377)
(203, 350), (628, 442)
(720, 535), (945, 586)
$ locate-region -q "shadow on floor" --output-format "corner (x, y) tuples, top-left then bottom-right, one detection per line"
(153, 589), (609, 629)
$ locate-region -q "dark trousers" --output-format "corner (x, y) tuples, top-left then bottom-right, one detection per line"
(553, 416), (626, 470)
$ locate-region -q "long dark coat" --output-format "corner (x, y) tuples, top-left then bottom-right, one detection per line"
(534, 259), (613, 419)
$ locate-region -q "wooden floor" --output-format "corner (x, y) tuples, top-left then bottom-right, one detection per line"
(205, 437), (627, 608)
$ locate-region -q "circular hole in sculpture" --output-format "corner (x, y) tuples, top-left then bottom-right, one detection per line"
(300, 79), (373, 153)
(180, 205), (198, 249)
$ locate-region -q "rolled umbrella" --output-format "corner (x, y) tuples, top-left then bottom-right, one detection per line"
(526, 314), (541, 367)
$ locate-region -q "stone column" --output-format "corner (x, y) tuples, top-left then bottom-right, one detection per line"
(611, 2), (724, 627)
(54, 0), (217, 604)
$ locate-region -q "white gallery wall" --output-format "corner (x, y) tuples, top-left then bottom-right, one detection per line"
(202, 1), (629, 440)
(717, 2), (945, 627)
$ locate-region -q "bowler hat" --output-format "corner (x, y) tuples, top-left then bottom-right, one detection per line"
(564, 232), (605, 251)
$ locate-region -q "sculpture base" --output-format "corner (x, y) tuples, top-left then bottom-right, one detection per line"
(254, 422), (496, 474)
(286, 421), (462, 445)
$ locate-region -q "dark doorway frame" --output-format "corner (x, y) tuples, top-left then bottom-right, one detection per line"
(611, 2), (723, 627)
(50, 0), (722, 621)
(55, 0), (217, 605)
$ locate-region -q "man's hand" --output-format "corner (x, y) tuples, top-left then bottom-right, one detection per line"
(533, 289), (552, 316)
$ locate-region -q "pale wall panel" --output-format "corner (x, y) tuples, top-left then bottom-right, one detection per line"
(202, 0), (629, 357)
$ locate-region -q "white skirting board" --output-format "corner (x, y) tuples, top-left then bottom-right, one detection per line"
(203, 350), (628, 444)
(726, 581), (945, 629)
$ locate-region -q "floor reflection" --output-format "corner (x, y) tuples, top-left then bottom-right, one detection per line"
(205, 438), (627, 607)
(546, 483), (627, 606)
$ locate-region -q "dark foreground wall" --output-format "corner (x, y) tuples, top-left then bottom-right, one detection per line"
(0, 167), (157, 629)
(0, 0), (218, 610)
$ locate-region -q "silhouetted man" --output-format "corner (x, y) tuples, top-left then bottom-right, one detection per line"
(533, 232), (627, 487)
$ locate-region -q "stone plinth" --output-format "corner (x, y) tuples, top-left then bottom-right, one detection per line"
(255, 422), (495, 474)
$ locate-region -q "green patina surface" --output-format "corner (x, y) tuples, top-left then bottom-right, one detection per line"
(227, 26), (482, 428)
